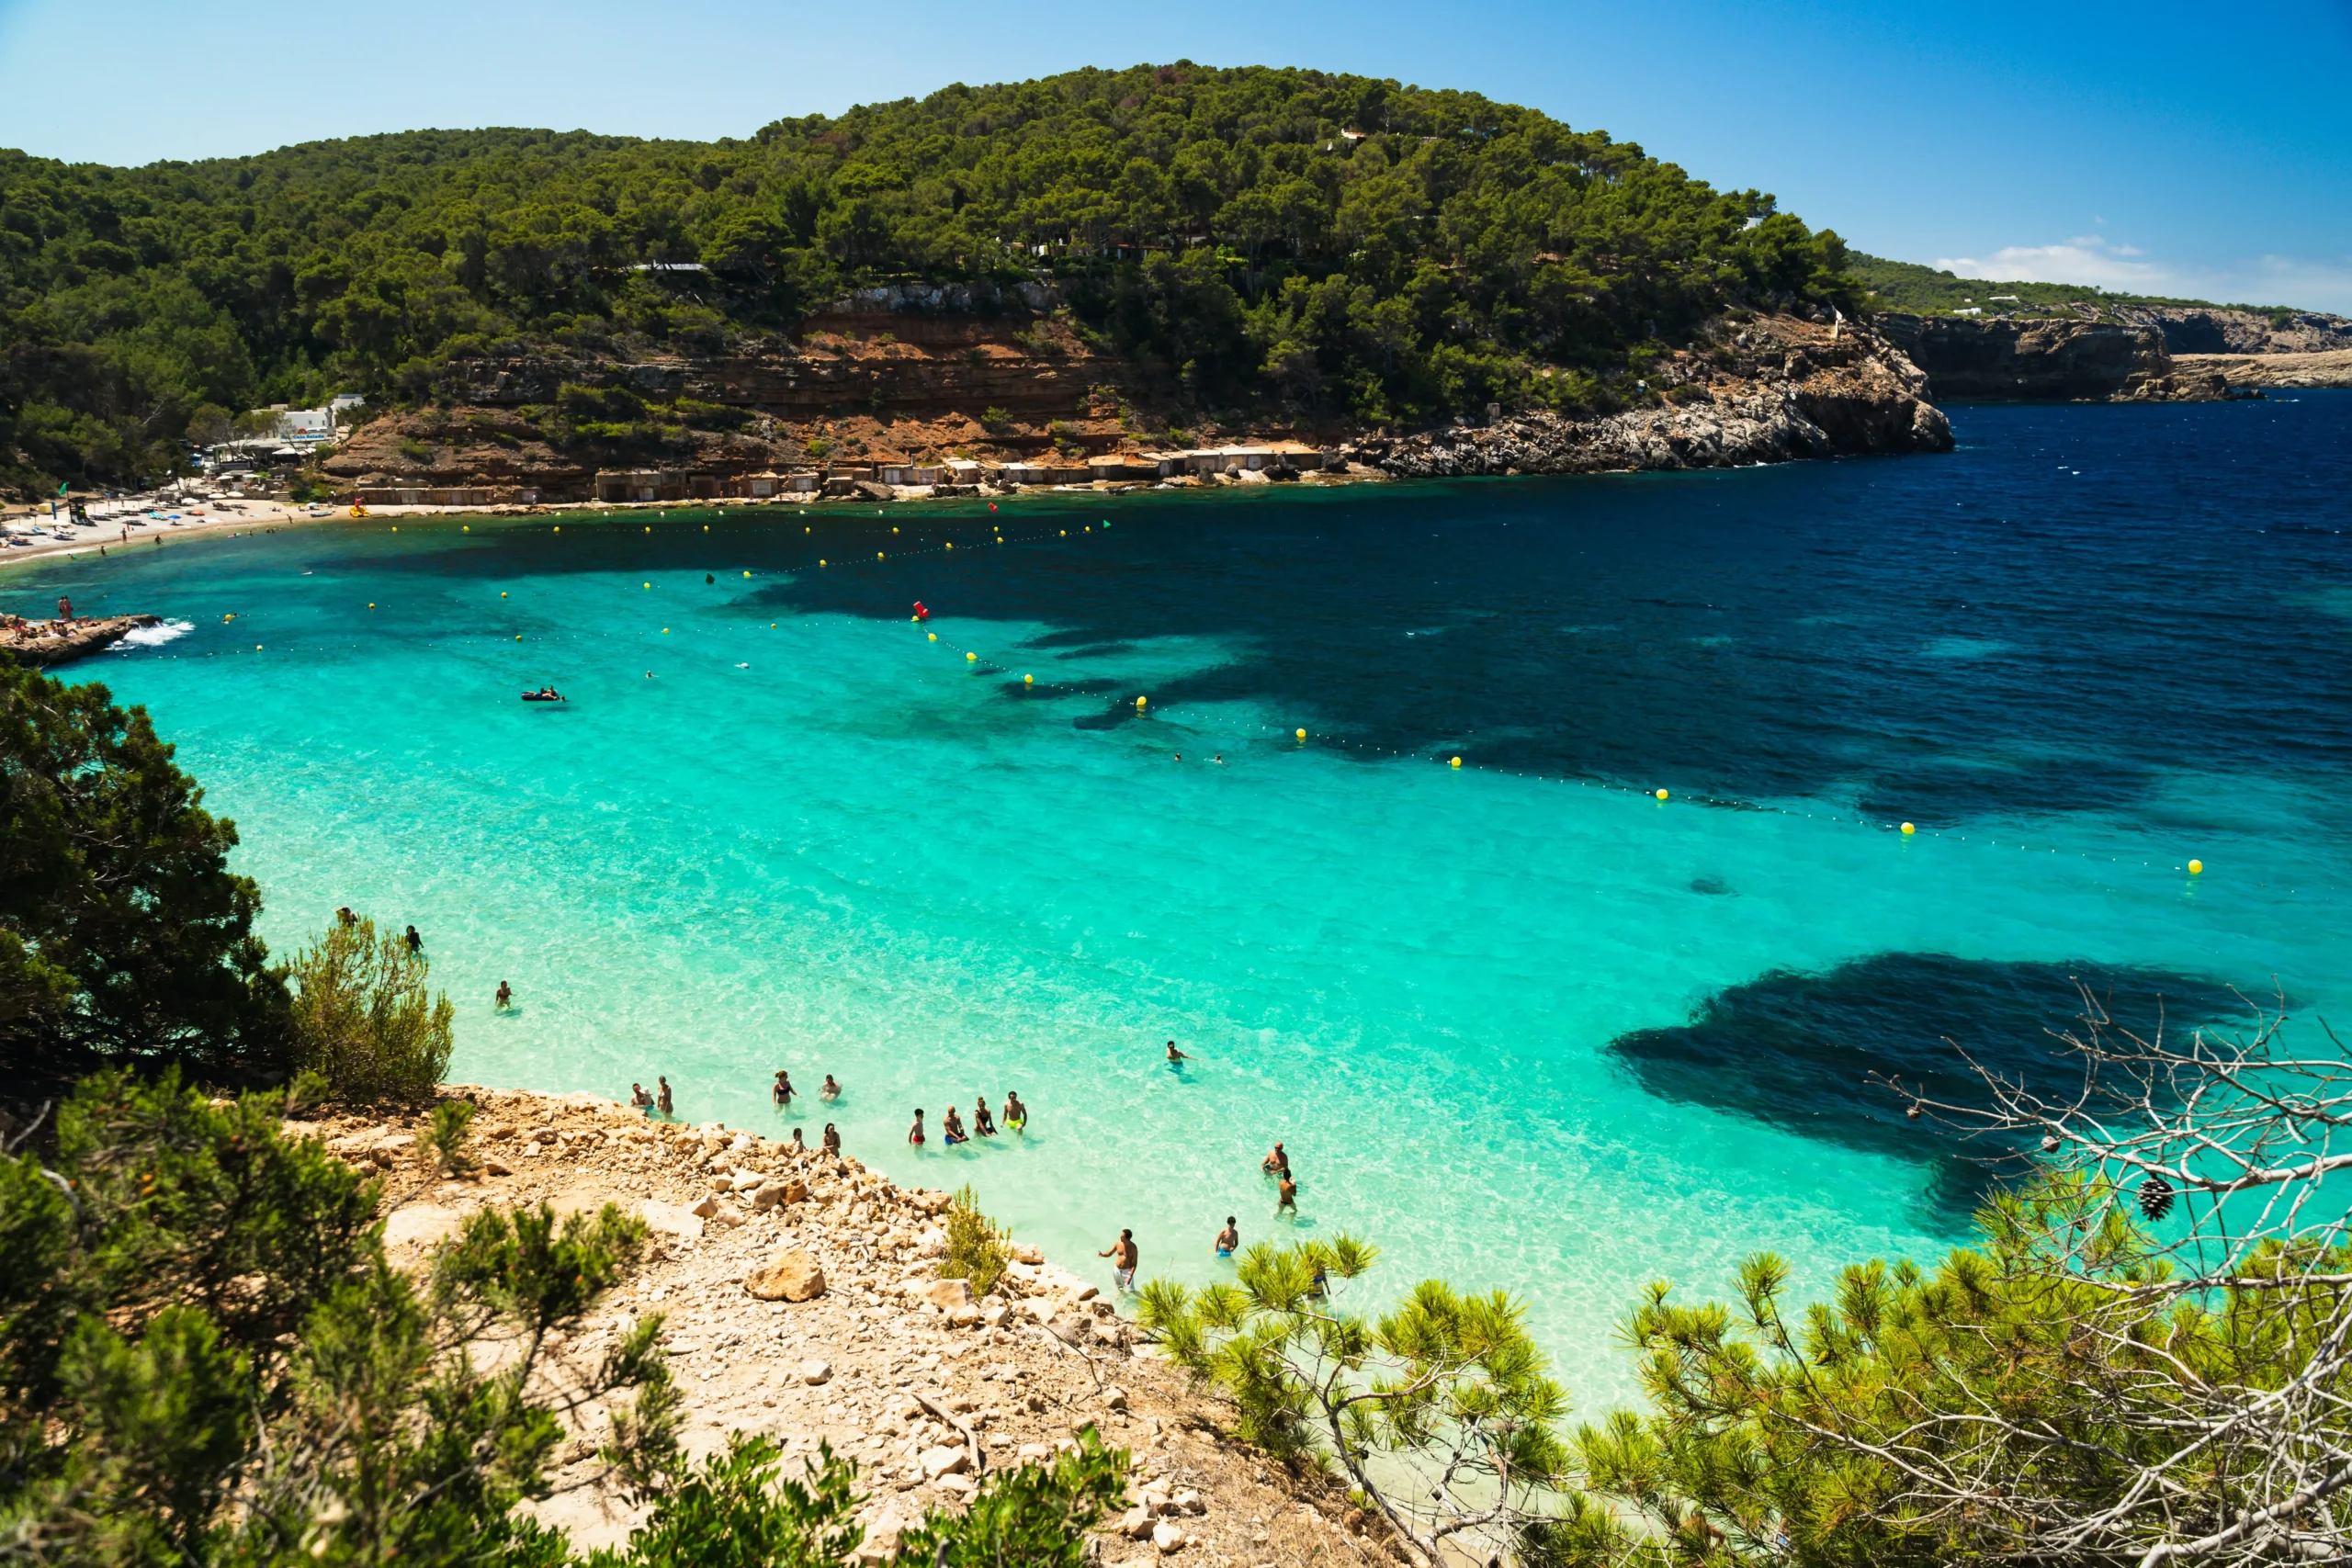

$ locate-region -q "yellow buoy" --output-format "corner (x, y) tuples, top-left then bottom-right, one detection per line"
(501, 591), (508, 598)
(1060, 530), (1067, 536)
(553, 525), (560, 532)
(644, 525), (650, 534)
(1023, 673), (1034, 684)
(1136, 695), (1148, 709)
(390, 525), (398, 532)
(514, 634), (522, 641)
(662, 627), (669, 634)
(966, 651), (978, 662)
(945, 541), (953, 549)
(892, 526), (899, 534)
(1295, 728), (1306, 740)
(2188, 859), (2204, 875)
(928, 632), (937, 641)
(876, 551), (885, 559)
(643, 581), (650, 589)
(819, 559), (827, 567)
(743, 570), (751, 577)
(704, 524), (709, 531)
(1901, 822), (1916, 835)
(368, 603), (376, 609)
(254, 644), (263, 651)
(1450, 756), (1462, 768)
(462, 525), (469, 532)
(1655, 788), (1669, 800)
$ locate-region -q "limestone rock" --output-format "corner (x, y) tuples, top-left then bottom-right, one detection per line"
(689, 1195), (720, 1219)
(746, 1249), (826, 1302)
(798, 1359), (832, 1386)
(921, 1278), (974, 1311)
(640, 1201), (706, 1240)
(1152, 1521), (1186, 1554)
(1118, 1506), (1154, 1540)
(920, 1444), (970, 1479)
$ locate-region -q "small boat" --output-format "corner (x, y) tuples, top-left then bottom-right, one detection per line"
(521, 689), (567, 703)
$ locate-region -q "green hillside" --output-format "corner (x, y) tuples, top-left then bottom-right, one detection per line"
(1846, 251), (2285, 319)
(0, 62), (1861, 492)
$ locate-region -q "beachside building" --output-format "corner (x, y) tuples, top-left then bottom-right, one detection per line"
(276, 407), (335, 444)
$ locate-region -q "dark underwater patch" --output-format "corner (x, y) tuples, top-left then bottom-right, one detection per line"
(1607, 953), (2252, 1221)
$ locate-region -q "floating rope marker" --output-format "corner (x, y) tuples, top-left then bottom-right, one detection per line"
(877, 552), (885, 559)
(744, 570), (752, 577)
(2189, 859), (2204, 875)
(1296, 728), (1307, 740)
(1655, 788), (1670, 801)
(819, 559), (826, 567)
(966, 651), (978, 662)
(1023, 674), (1034, 684)
(1451, 756), (1462, 768)
(1901, 822), (1916, 835)
(929, 632), (937, 641)
(1136, 695), (1148, 709)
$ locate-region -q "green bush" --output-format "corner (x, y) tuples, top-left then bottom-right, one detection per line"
(978, 407), (1016, 434)
(424, 1099), (478, 1177)
(287, 914), (453, 1105)
(557, 382), (647, 423)
(938, 1184), (1012, 1299)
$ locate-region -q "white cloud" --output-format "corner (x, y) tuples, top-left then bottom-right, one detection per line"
(1931, 238), (2352, 313)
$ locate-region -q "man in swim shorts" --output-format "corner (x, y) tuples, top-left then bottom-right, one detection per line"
(1261, 1142), (1290, 1177)
(1165, 1040), (1190, 1064)
(629, 1083), (654, 1114)
(1099, 1228), (1138, 1292)
(942, 1106), (967, 1145)
(1215, 1218), (1238, 1258)
(1002, 1091), (1027, 1133)
(908, 1110), (925, 1146)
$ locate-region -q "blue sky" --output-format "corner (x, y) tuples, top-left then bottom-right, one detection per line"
(5, 0), (2349, 310)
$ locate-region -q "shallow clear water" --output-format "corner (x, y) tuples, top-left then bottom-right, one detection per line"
(12, 393), (2351, 1407)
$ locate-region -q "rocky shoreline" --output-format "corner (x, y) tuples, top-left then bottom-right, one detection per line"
(0, 614), (161, 667)
(312, 1084), (1389, 1566)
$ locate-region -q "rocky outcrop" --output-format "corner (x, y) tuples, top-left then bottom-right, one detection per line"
(2175, 348), (2352, 390)
(1877, 314), (2255, 402)
(2119, 305), (2352, 356)
(1370, 317), (1951, 478)
(1, 614), (160, 667)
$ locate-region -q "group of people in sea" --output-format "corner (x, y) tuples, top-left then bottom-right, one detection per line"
(908, 1089), (1029, 1146)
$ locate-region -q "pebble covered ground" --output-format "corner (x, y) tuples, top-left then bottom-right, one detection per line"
(293, 1086), (1404, 1567)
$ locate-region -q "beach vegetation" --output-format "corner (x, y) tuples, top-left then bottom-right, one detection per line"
(424, 1097), (478, 1178)
(1137, 1235), (1572, 1567)
(285, 913), (454, 1106)
(0, 660), (291, 1096)
(939, 1183), (1013, 1299)
(1565, 993), (2352, 1568)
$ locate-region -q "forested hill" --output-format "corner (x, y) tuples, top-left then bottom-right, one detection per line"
(0, 62), (1861, 491)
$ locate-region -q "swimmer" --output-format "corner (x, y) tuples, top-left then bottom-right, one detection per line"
(773, 1070), (794, 1108)
(1173, 752), (1182, 762)
(629, 1082), (654, 1114)
(1099, 1227), (1139, 1292)
(820, 1074), (841, 1100)
(1214, 753), (1224, 764)
(404, 924), (423, 953)
(656, 1077), (674, 1117)
(942, 1106), (967, 1145)
(1215, 1217), (1238, 1258)
(1165, 1040), (1191, 1064)
(1003, 1091), (1028, 1133)
(1261, 1141), (1290, 1177)
(336, 906), (357, 928)
(1278, 1174), (1298, 1213)
(974, 1097), (997, 1136)
(495, 981), (512, 1010)
(908, 1109), (926, 1146)
(822, 1122), (842, 1156)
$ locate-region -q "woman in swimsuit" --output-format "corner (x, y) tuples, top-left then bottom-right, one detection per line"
(973, 1097), (997, 1136)
(821, 1075), (841, 1100)
(822, 1123), (841, 1156)
(773, 1070), (794, 1108)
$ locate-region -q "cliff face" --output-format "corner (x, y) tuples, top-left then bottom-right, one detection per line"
(2174, 349), (2352, 390)
(2119, 305), (2352, 356)
(1876, 314), (2247, 402)
(1371, 317), (1951, 478)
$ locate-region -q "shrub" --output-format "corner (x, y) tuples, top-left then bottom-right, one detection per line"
(424, 1099), (477, 1177)
(978, 407), (1015, 434)
(803, 435), (836, 458)
(938, 1184), (1012, 1299)
(557, 382), (647, 423)
(287, 914), (453, 1105)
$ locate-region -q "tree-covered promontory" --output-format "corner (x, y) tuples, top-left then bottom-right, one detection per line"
(0, 62), (1861, 491)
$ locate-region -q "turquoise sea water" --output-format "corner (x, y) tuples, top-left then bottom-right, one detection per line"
(10, 394), (2350, 1406)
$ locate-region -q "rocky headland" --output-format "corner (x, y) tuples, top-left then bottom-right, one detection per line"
(0, 613), (161, 666)
(2173, 348), (2352, 390)
(1874, 313), (2256, 402)
(313, 1085), (1392, 1567)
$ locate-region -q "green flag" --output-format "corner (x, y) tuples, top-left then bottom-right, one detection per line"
(56, 481), (68, 496)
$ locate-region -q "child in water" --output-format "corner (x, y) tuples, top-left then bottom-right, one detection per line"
(907, 1110), (925, 1146)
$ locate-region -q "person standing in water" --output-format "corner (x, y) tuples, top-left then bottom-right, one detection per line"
(1261, 1142), (1290, 1177)
(1100, 1228), (1139, 1292)
(1277, 1174), (1298, 1214)
(973, 1097), (997, 1136)
(629, 1083), (654, 1115)
(404, 924), (423, 954)
(1165, 1040), (1191, 1065)
(1215, 1217), (1239, 1258)
(907, 1110), (926, 1146)
(820, 1075), (841, 1101)
(656, 1077), (673, 1118)
(942, 1105), (967, 1145)
(1002, 1091), (1028, 1133)
(773, 1070), (794, 1108)
(494, 981), (513, 1010)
